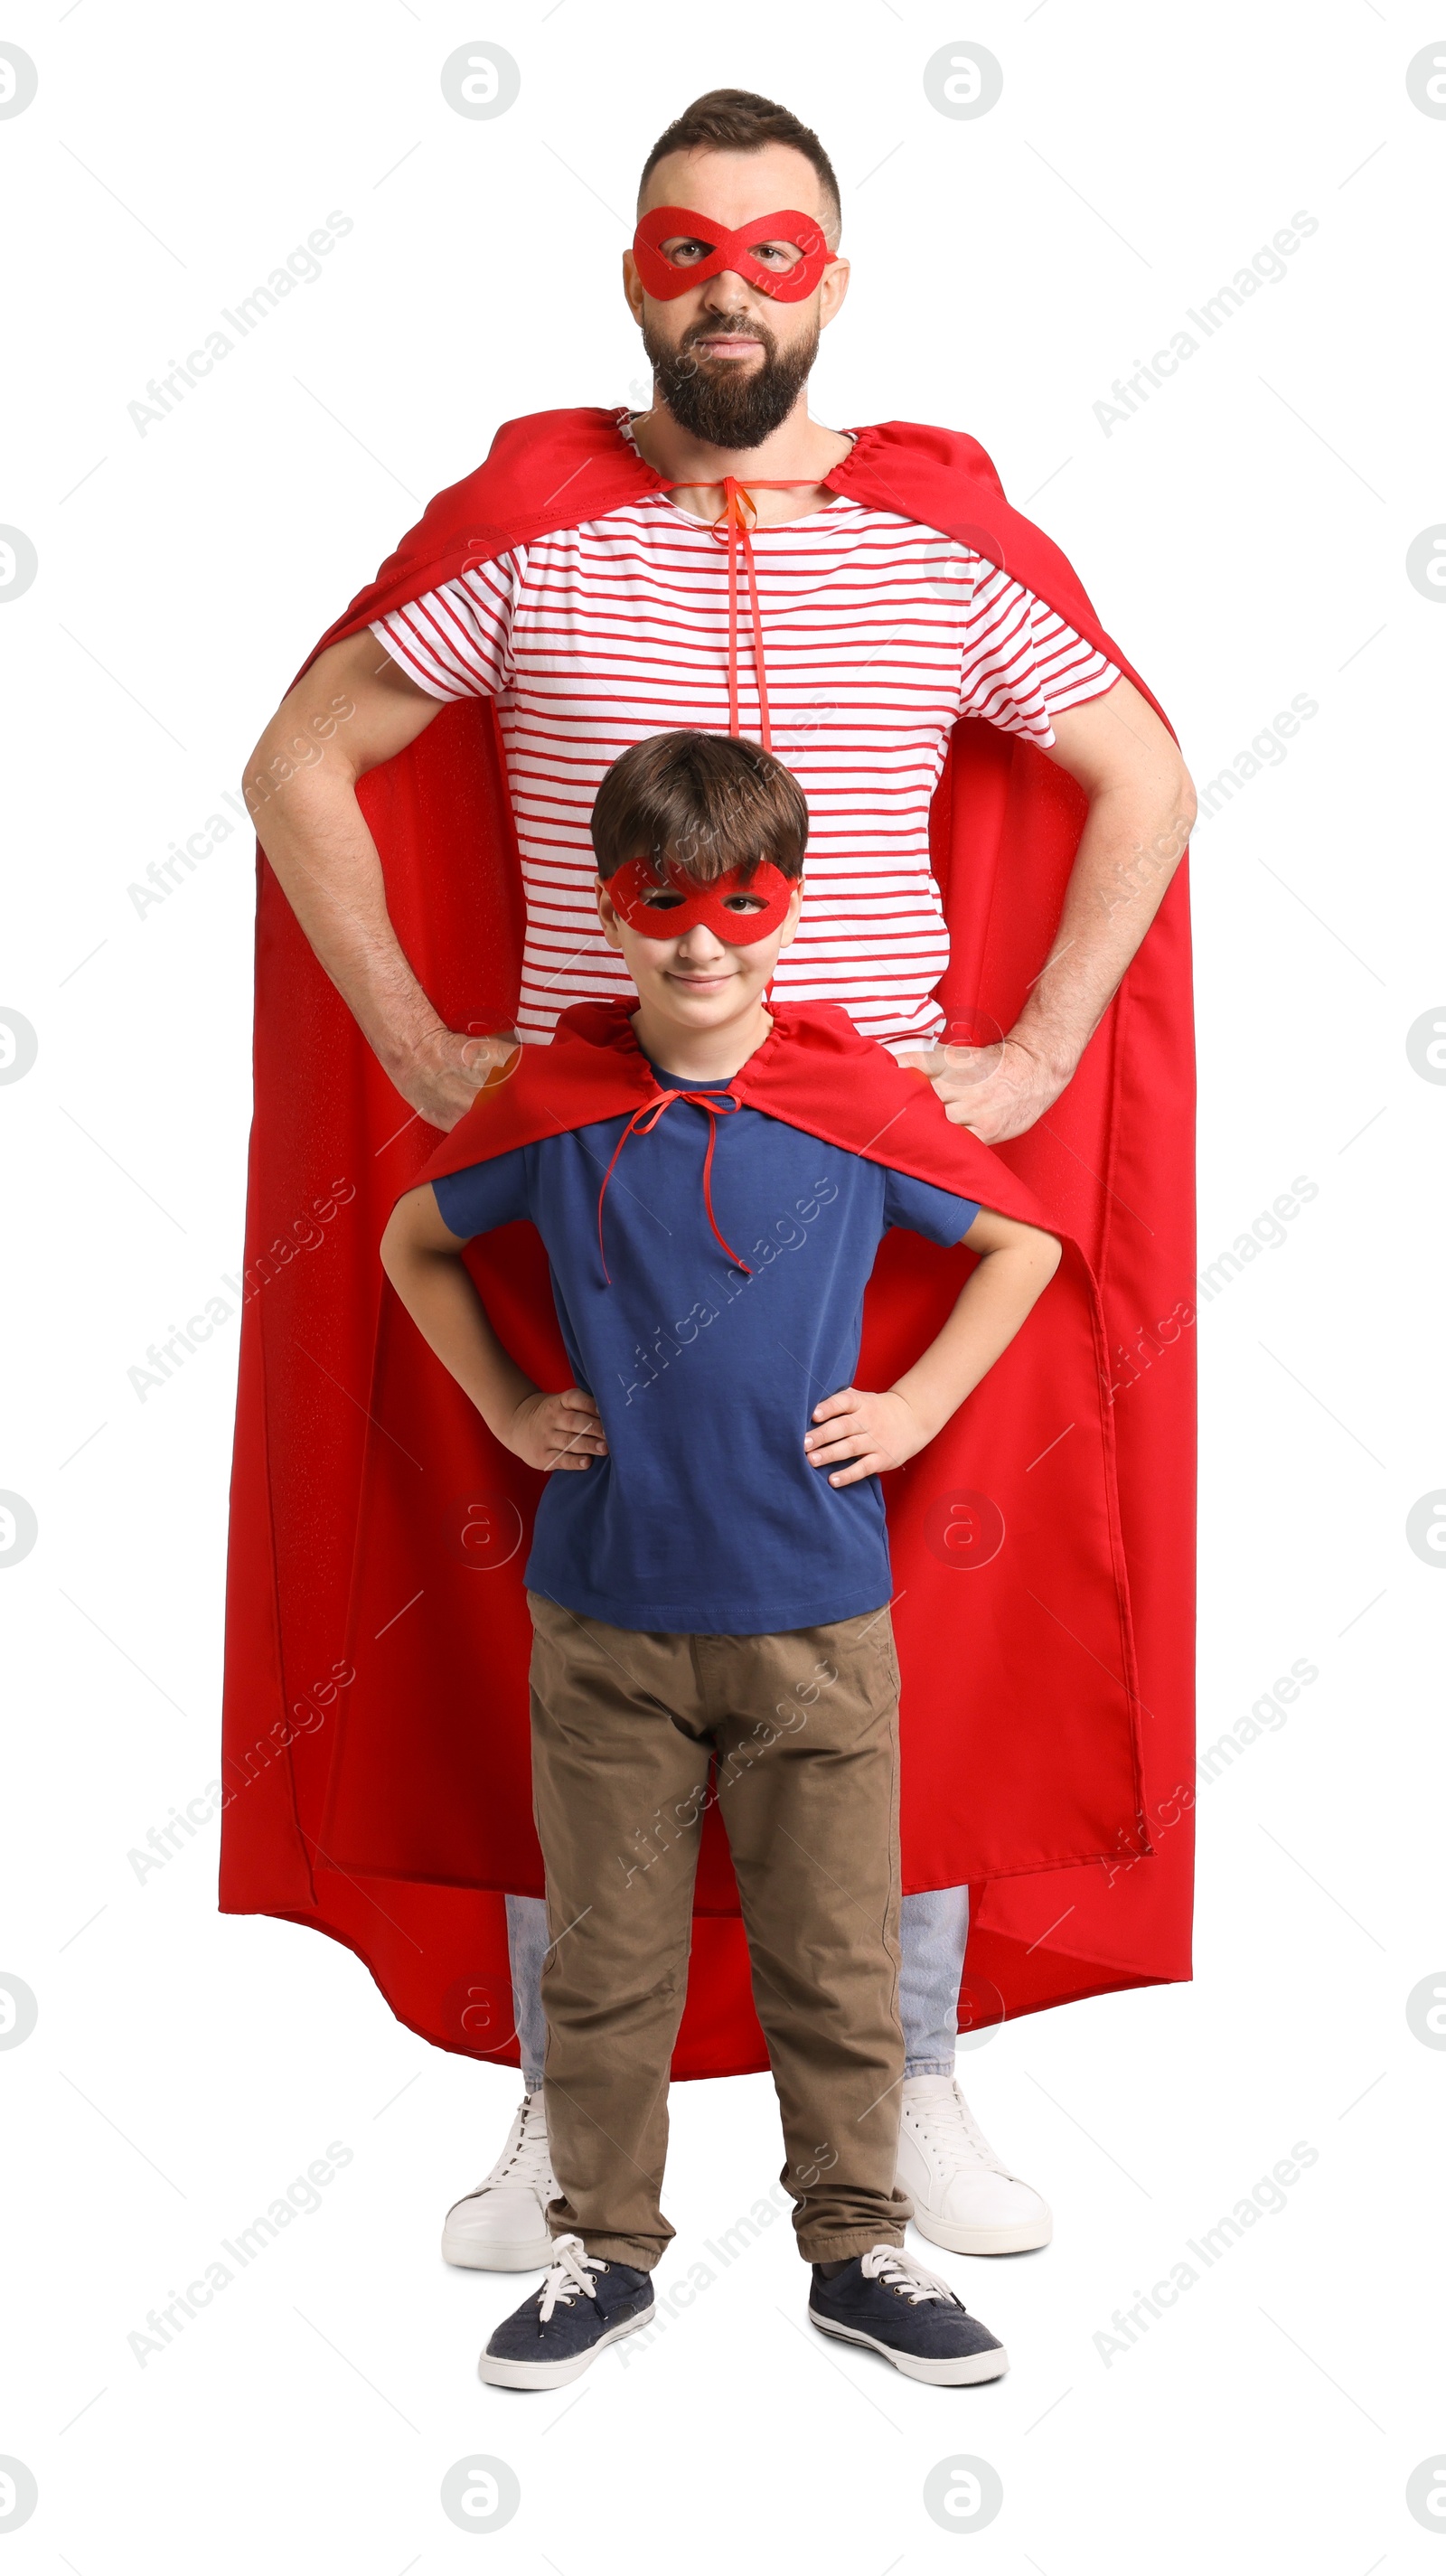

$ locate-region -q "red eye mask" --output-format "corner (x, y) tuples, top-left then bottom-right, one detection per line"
(632, 206), (832, 304)
(607, 856), (796, 944)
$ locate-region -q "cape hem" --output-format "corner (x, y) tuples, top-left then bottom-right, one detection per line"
(217, 1900), (1189, 2079)
(281, 1828), (1155, 1901)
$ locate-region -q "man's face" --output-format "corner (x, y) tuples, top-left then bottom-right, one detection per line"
(624, 144), (849, 449)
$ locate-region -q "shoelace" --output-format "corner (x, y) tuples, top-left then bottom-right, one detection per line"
(536, 2233), (606, 2323)
(477, 2092), (553, 2192)
(596, 1086), (750, 1285)
(905, 2085), (1009, 2177)
(667, 476), (823, 749)
(859, 2243), (962, 2308)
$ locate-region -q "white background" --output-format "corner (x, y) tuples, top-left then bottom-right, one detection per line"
(2, 3), (1442, 2568)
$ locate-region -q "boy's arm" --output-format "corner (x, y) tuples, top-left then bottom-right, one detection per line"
(380, 1183), (607, 1471)
(803, 1207), (1062, 1488)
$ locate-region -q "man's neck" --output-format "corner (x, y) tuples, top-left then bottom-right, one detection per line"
(627, 396), (854, 530)
(630, 1002), (774, 1086)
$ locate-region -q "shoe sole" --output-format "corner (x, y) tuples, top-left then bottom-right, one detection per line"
(478, 2302), (654, 2389)
(908, 2210), (1053, 2257)
(443, 2228), (555, 2272)
(809, 2310), (1009, 2384)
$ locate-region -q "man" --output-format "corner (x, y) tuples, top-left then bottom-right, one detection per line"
(227, 89), (1196, 2276)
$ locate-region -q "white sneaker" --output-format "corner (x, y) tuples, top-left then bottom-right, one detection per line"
(897, 2074), (1053, 2255)
(442, 2090), (556, 2270)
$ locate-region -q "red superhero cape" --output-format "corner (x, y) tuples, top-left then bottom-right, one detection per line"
(323, 994), (1146, 1894)
(220, 407), (1196, 2075)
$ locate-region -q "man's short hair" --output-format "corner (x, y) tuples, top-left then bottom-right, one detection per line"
(638, 89), (841, 245)
(591, 730), (809, 886)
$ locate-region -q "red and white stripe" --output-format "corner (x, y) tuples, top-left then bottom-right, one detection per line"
(374, 414), (1118, 1048)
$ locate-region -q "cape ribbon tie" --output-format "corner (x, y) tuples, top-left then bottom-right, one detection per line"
(667, 477), (822, 751)
(596, 1087), (751, 1285)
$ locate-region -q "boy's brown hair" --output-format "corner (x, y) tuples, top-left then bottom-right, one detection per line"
(590, 729), (809, 887)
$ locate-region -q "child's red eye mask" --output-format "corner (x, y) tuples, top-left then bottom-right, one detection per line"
(632, 207), (832, 304)
(606, 856), (796, 945)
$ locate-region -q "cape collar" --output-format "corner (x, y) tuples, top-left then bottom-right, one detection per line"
(559, 995), (795, 1106)
(609, 403), (878, 513)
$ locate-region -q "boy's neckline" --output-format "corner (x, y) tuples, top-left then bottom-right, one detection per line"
(643, 1055), (738, 1093)
(630, 1005), (781, 1094)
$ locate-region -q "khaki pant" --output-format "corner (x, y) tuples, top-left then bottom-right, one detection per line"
(526, 1589), (914, 2268)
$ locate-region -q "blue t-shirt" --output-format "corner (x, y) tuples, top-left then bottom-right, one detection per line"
(432, 1065), (979, 1634)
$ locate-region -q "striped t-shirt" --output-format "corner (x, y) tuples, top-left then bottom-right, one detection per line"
(374, 409), (1118, 1048)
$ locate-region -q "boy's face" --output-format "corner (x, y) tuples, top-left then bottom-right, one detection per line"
(595, 864), (803, 1035)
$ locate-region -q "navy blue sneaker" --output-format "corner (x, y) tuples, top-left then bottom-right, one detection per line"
(479, 2233), (654, 2388)
(809, 2242), (1009, 2384)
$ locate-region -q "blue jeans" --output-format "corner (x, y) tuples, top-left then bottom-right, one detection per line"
(505, 1882), (969, 2088)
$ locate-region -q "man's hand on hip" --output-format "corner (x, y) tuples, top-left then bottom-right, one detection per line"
(243, 629), (521, 1131)
(897, 678), (1197, 1142)
(897, 1036), (1066, 1143)
(401, 1029), (521, 1132)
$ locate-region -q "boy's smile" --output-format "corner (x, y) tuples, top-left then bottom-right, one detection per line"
(664, 946), (742, 992)
(595, 871), (805, 1081)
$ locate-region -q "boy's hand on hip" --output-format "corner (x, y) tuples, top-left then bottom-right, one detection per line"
(804, 1387), (929, 1488)
(504, 1386), (607, 1472)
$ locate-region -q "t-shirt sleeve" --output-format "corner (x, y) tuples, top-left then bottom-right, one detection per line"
(953, 551), (1122, 747)
(369, 549), (525, 702)
(429, 1145), (531, 1239)
(881, 1168), (981, 1246)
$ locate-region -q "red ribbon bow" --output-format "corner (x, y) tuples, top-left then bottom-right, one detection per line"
(667, 475), (822, 749)
(596, 1086), (751, 1285)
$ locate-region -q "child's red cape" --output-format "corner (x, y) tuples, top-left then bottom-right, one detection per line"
(220, 408), (1196, 2074)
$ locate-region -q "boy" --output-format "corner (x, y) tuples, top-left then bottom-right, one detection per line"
(380, 729), (1063, 2389)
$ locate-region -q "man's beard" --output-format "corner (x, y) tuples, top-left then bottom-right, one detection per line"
(641, 308), (821, 450)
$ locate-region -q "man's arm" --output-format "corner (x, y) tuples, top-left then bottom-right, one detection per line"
(379, 1182), (607, 1469)
(903, 673), (1197, 1143)
(243, 630), (512, 1131)
(803, 1207), (1062, 1486)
